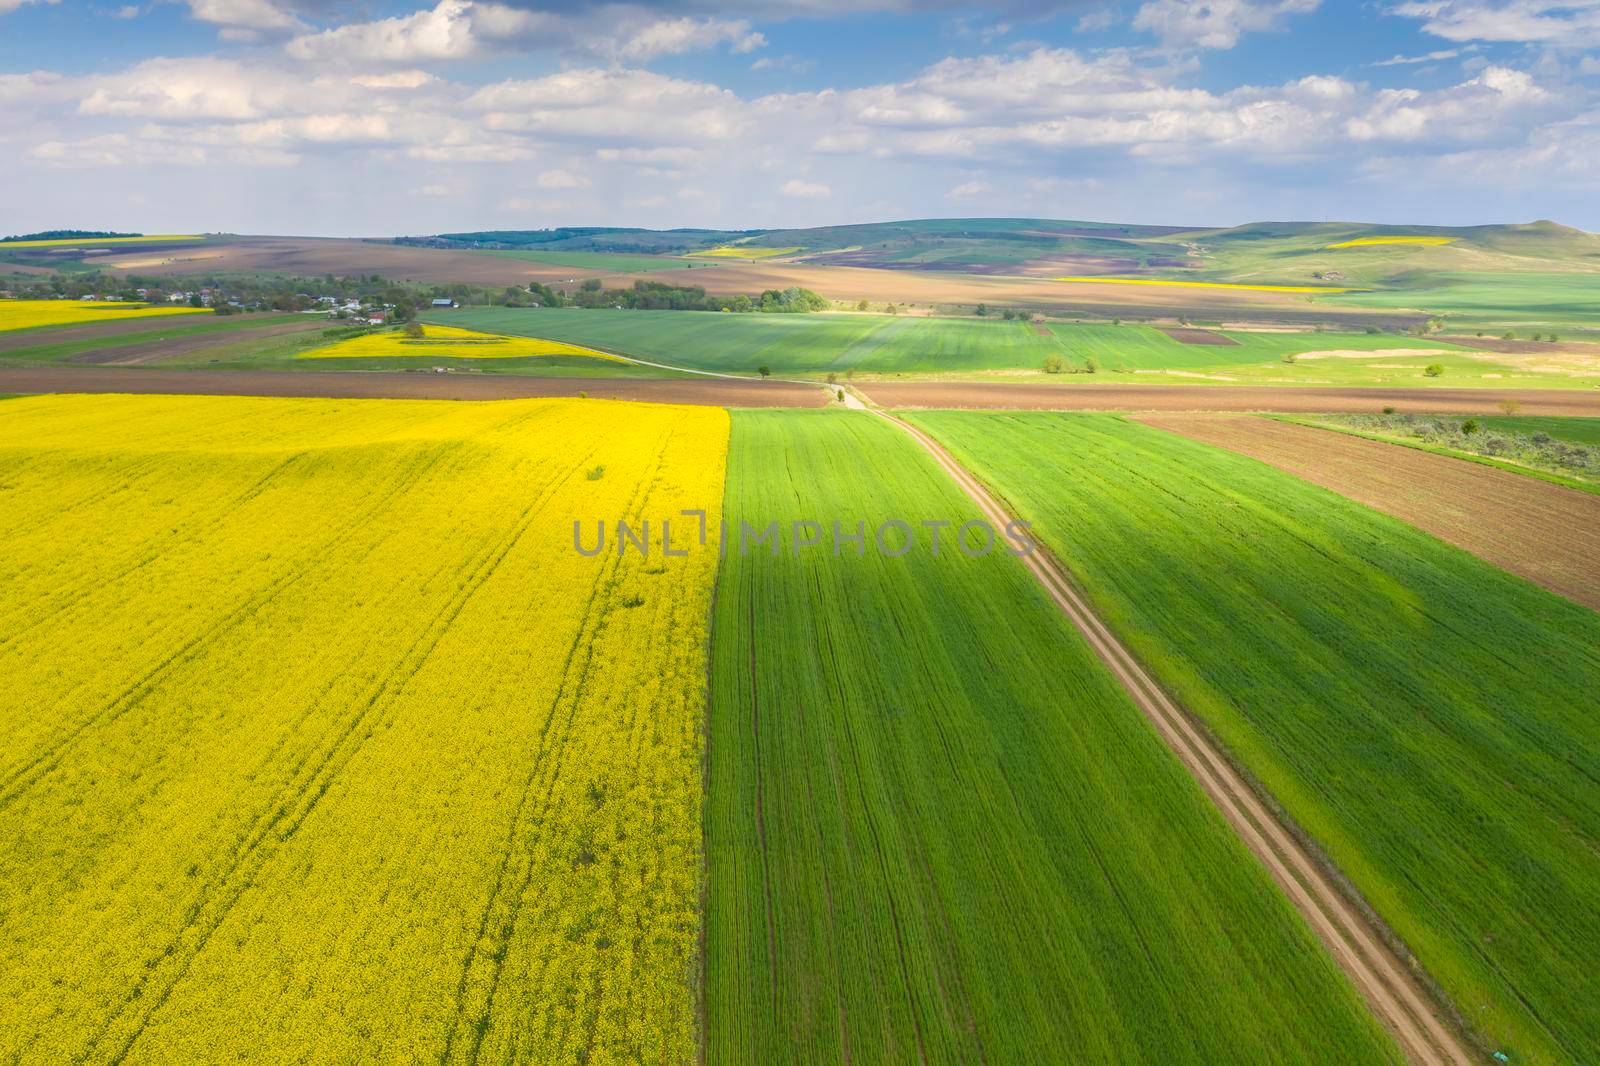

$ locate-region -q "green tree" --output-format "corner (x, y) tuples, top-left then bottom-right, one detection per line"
(1424, 363), (1444, 377)
(1042, 354), (1065, 374)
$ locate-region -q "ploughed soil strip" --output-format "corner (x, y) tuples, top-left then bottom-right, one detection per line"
(0, 367), (826, 408)
(1137, 413), (1600, 612)
(863, 380), (1600, 416)
(1442, 335), (1600, 356)
(65, 319), (331, 365)
(880, 409), (1472, 1065)
(1158, 327), (1240, 345)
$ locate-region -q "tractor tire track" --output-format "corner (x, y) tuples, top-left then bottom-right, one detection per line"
(82, 445), (581, 1064)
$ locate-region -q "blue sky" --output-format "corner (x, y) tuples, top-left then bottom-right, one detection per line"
(2, 1), (1598, 236)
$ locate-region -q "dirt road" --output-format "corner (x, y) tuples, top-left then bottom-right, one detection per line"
(0, 367), (827, 408)
(1138, 414), (1600, 611)
(881, 409), (1473, 1065)
(863, 380), (1600, 415)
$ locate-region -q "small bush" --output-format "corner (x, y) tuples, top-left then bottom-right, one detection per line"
(1461, 419), (1479, 434)
(586, 465), (605, 481)
(1042, 354), (1065, 375)
(1281, 352), (1298, 365)
(1424, 364), (1444, 378)
(1082, 357), (1099, 375)
(1382, 406), (1396, 415)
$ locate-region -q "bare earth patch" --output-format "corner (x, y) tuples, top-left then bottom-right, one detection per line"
(1443, 335), (1600, 356)
(1159, 327), (1241, 345)
(1294, 348), (1456, 360)
(1135, 413), (1600, 611)
(0, 367), (826, 408)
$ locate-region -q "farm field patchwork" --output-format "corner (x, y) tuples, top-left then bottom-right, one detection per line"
(0, 394), (727, 1063)
(298, 323), (626, 362)
(705, 409), (1397, 1064)
(0, 300), (210, 333)
(910, 411), (1600, 1065)
(440, 307), (1501, 383)
(0, 235), (203, 249)
(434, 307), (889, 374)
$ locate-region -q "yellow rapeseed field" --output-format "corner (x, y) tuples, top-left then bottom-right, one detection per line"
(0, 234), (203, 249)
(0, 394), (727, 1063)
(300, 323), (626, 361)
(694, 245), (800, 259)
(0, 299), (211, 332)
(1325, 236), (1457, 249)
(1053, 276), (1358, 293)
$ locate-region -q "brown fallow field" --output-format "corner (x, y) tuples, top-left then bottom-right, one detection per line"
(0, 366), (826, 407)
(1137, 413), (1600, 611)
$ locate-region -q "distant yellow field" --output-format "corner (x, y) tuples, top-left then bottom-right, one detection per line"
(1054, 276), (1358, 294)
(694, 246), (800, 259)
(1325, 236), (1457, 249)
(300, 324), (626, 361)
(0, 234), (203, 249)
(0, 300), (211, 333)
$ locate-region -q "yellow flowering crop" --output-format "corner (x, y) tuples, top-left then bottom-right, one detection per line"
(300, 323), (626, 361)
(0, 299), (211, 332)
(1325, 236), (1457, 248)
(0, 394), (727, 1063)
(694, 245), (800, 259)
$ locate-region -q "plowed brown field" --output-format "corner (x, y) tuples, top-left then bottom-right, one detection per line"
(0, 367), (825, 407)
(1136, 413), (1600, 610)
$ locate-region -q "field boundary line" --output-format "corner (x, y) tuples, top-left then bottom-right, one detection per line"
(875, 408), (1476, 1066)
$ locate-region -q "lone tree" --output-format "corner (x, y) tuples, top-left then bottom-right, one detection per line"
(402, 320), (425, 339)
(857, 299), (869, 312)
(1042, 354), (1065, 374)
(1424, 363), (1444, 377)
(758, 365), (772, 378)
